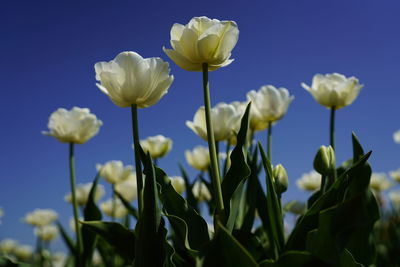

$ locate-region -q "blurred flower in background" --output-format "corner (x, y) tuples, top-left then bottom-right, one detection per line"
(185, 146), (210, 171)
(139, 135), (172, 159)
(34, 224), (58, 242)
(114, 173), (138, 202)
(389, 168), (400, 183)
(100, 199), (129, 219)
(296, 171), (321, 192)
(370, 173), (392, 193)
(96, 160), (133, 184)
(23, 209), (58, 227)
(192, 181), (212, 202)
(393, 130), (400, 144)
(42, 107), (102, 144)
(169, 176), (186, 194)
(64, 182), (105, 206)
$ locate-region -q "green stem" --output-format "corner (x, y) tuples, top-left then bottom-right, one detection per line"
(131, 104), (144, 216)
(202, 63), (224, 217)
(330, 107), (336, 151)
(267, 121), (272, 162)
(112, 185), (116, 222)
(68, 143), (83, 266)
(222, 141), (231, 177)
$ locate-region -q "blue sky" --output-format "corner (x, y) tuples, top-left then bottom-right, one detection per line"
(1, 0), (400, 251)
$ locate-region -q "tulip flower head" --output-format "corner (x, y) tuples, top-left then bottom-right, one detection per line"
(192, 181), (212, 202)
(390, 168), (400, 183)
(169, 176), (186, 194)
(185, 146), (211, 171)
(247, 85), (294, 125)
(186, 103), (242, 141)
(34, 225), (58, 242)
(394, 130), (400, 144)
(370, 173), (392, 192)
(64, 183), (105, 206)
(14, 245), (33, 261)
(42, 107), (103, 144)
(114, 173), (138, 202)
(389, 191), (400, 211)
(139, 135), (172, 159)
(163, 16), (239, 71)
(301, 73), (363, 109)
(100, 199), (129, 219)
(0, 239), (17, 255)
(296, 171), (321, 192)
(95, 51), (174, 108)
(24, 209), (58, 227)
(96, 160), (133, 184)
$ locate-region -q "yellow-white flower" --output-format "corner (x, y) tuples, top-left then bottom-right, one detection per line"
(394, 130), (400, 144)
(24, 209), (58, 227)
(95, 51), (174, 108)
(52, 252), (67, 267)
(247, 85), (294, 124)
(14, 245), (33, 261)
(100, 199), (129, 219)
(64, 183), (105, 206)
(0, 207), (3, 218)
(185, 146), (210, 171)
(169, 176), (186, 194)
(163, 16), (239, 72)
(389, 168), (400, 183)
(114, 173), (138, 202)
(186, 103), (242, 141)
(301, 73), (363, 109)
(389, 191), (400, 210)
(139, 135), (172, 159)
(0, 239), (17, 254)
(34, 225), (58, 241)
(69, 217), (83, 233)
(192, 181), (212, 202)
(42, 107), (103, 144)
(96, 160), (133, 184)
(296, 171), (321, 192)
(370, 173), (392, 192)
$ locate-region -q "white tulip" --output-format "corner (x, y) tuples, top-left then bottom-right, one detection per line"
(52, 252), (67, 267)
(370, 173), (392, 192)
(34, 225), (58, 241)
(296, 171), (321, 192)
(100, 198), (129, 219)
(389, 191), (400, 210)
(114, 173), (138, 202)
(192, 181), (212, 202)
(302, 73), (363, 109)
(393, 130), (400, 144)
(169, 176), (186, 194)
(14, 245), (33, 261)
(0, 239), (17, 254)
(24, 209), (58, 227)
(64, 183), (105, 206)
(96, 160), (133, 184)
(42, 107), (102, 144)
(139, 135), (172, 159)
(247, 85), (294, 125)
(186, 103), (242, 141)
(163, 16), (239, 71)
(95, 51), (174, 108)
(390, 168), (400, 183)
(185, 146), (210, 171)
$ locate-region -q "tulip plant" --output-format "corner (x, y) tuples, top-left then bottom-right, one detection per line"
(3, 16), (398, 267)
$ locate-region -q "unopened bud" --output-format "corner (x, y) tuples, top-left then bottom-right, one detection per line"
(273, 164), (288, 194)
(313, 145), (336, 176)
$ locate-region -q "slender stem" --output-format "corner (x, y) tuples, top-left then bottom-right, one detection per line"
(223, 141), (231, 177)
(267, 121), (272, 162)
(68, 143), (83, 266)
(330, 107), (336, 151)
(112, 185), (116, 222)
(202, 63), (224, 216)
(131, 104), (144, 216)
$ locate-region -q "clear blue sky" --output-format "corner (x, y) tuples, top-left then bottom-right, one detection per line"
(1, 0), (400, 251)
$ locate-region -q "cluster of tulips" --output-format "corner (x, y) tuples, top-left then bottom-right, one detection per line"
(1, 16), (399, 267)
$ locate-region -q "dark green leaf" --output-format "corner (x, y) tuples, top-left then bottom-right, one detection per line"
(56, 221), (76, 255)
(259, 250), (325, 267)
(114, 190), (139, 219)
(81, 221), (135, 262)
(178, 163), (198, 212)
(221, 102), (251, 231)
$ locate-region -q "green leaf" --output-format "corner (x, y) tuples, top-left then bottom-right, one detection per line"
(81, 221), (135, 262)
(202, 223), (258, 267)
(134, 152), (172, 267)
(221, 102), (251, 232)
(259, 142), (285, 259)
(56, 221), (76, 255)
(82, 172), (103, 265)
(259, 251), (325, 267)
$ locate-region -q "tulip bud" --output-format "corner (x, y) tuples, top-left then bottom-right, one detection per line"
(272, 164), (288, 194)
(313, 145), (336, 176)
